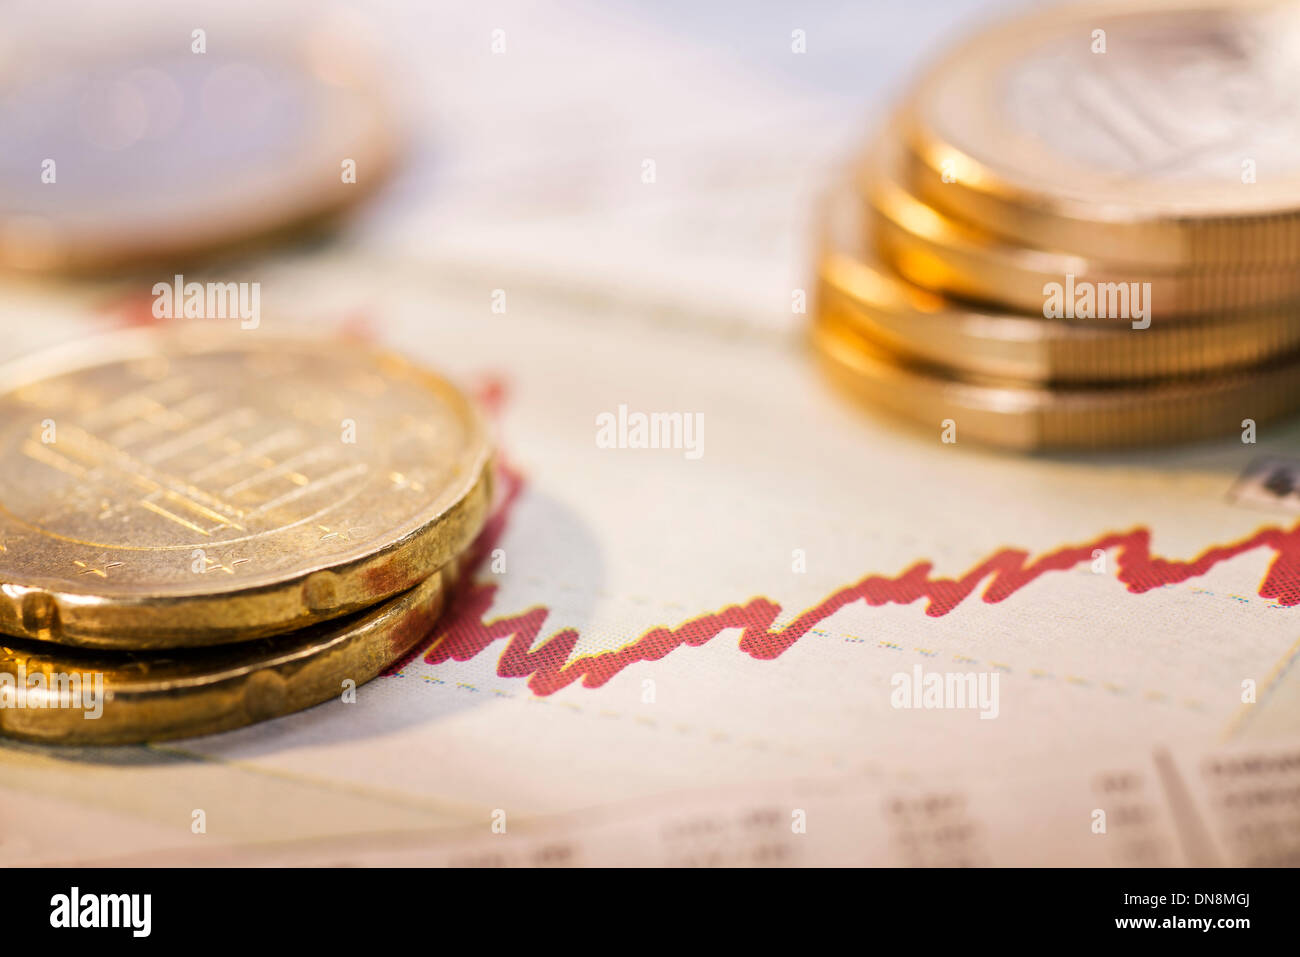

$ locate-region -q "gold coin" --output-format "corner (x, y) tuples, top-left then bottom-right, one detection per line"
(0, 563), (450, 745)
(866, 127), (1300, 316)
(0, 16), (397, 274)
(901, 0), (1300, 268)
(0, 328), (491, 649)
(820, 183), (1300, 383)
(811, 309), (1300, 450)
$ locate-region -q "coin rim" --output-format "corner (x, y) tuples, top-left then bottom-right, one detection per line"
(811, 307), (1300, 450)
(0, 560), (453, 745)
(900, 0), (1300, 266)
(864, 122), (1300, 316)
(0, 327), (492, 648)
(820, 181), (1300, 382)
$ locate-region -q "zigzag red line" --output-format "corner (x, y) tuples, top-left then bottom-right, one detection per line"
(420, 458), (1300, 697)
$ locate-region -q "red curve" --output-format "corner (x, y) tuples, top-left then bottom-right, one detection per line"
(96, 310), (1300, 694)
(418, 452), (1300, 697)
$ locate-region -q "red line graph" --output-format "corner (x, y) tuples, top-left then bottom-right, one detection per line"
(91, 313), (1300, 697)
(417, 396), (1300, 696)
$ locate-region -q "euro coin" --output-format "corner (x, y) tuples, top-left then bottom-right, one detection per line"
(0, 328), (491, 649)
(0, 564), (450, 745)
(811, 309), (1300, 450)
(865, 127), (1300, 316)
(0, 15), (397, 274)
(820, 183), (1300, 383)
(901, 0), (1300, 267)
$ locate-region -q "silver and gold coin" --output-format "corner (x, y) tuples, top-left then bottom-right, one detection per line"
(866, 129), (1300, 316)
(0, 328), (491, 649)
(0, 14), (397, 274)
(901, 0), (1300, 267)
(0, 563), (452, 745)
(820, 183), (1300, 383)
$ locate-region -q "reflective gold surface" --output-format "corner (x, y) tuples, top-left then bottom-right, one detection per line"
(811, 307), (1300, 450)
(0, 563), (450, 745)
(867, 130), (1300, 316)
(816, 2), (1300, 450)
(902, 0), (1300, 266)
(820, 183), (1300, 383)
(0, 328), (491, 648)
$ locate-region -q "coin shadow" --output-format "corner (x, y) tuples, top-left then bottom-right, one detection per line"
(219, 485), (607, 755)
(1026, 414), (1300, 477)
(6, 485), (605, 764)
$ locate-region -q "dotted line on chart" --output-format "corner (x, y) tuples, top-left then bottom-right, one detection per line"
(819, 628), (1205, 712)
(383, 671), (841, 765)
(385, 573), (1275, 720)
(1185, 586), (1288, 608)
(386, 633), (1207, 766)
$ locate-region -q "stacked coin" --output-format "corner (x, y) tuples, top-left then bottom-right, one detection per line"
(0, 329), (491, 744)
(813, 0), (1300, 450)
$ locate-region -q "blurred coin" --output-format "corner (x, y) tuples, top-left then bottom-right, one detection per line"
(902, 0), (1300, 267)
(866, 129), (1300, 316)
(0, 564), (450, 745)
(811, 309), (1300, 450)
(0, 328), (491, 648)
(0, 17), (397, 274)
(820, 183), (1300, 382)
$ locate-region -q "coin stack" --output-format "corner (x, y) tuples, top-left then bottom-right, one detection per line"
(0, 329), (491, 745)
(812, 0), (1300, 450)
